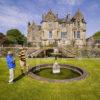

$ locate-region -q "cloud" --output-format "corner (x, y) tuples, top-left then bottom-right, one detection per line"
(57, 0), (83, 6)
(0, 3), (41, 34)
(67, 0), (82, 5)
(89, 3), (99, 11)
(37, 0), (53, 4)
(85, 2), (100, 16)
(0, 5), (31, 25)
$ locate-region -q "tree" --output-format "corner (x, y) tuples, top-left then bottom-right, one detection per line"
(0, 32), (7, 46)
(93, 31), (100, 40)
(6, 29), (27, 45)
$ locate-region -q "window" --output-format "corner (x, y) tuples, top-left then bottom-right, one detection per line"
(74, 31), (76, 38)
(61, 32), (67, 39)
(77, 21), (80, 27)
(48, 22), (53, 29)
(74, 22), (76, 26)
(77, 31), (80, 38)
(62, 24), (65, 28)
(74, 31), (80, 39)
(48, 31), (52, 39)
(42, 31), (44, 37)
(48, 22), (52, 27)
(57, 31), (59, 37)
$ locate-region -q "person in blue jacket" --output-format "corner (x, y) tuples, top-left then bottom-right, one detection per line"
(6, 51), (16, 84)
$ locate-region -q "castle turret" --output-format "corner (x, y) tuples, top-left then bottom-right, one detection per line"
(43, 10), (58, 22)
(66, 14), (71, 21)
(71, 9), (86, 46)
(74, 9), (84, 21)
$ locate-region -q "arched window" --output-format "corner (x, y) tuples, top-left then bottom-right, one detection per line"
(48, 31), (52, 39)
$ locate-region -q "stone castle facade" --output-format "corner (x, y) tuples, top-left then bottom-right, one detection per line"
(27, 9), (86, 47)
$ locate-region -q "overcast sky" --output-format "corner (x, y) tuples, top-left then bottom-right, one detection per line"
(0, 0), (100, 37)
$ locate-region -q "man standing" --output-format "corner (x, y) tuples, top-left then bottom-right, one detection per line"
(19, 47), (27, 74)
(6, 51), (16, 84)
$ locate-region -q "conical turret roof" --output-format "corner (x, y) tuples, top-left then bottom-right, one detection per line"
(73, 9), (84, 20)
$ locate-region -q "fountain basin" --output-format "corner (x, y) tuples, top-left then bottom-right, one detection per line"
(29, 64), (88, 83)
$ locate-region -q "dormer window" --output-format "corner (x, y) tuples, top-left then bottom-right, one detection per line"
(78, 21), (80, 27)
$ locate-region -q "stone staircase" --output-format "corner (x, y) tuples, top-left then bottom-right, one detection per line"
(58, 46), (77, 58)
(27, 49), (43, 57)
(27, 46), (78, 58)
(27, 47), (52, 58)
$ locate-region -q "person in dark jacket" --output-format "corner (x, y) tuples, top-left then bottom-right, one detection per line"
(6, 51), (16, 84)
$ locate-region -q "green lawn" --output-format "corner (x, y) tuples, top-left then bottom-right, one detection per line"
(0, 58), (100, 100)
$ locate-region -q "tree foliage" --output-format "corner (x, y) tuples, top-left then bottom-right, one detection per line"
(6, 29), (27, 45)
(93, 31), (100, 39)
(0, 32), (7, 46)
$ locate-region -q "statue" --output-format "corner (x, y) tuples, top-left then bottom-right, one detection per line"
(53, 62), (60, 74)
(52, 48), (61, 74)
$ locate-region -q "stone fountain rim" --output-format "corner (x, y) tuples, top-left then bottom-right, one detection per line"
(28, 64), (88, 83)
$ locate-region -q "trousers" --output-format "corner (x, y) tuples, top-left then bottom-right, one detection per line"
(9, 68), (14, 83)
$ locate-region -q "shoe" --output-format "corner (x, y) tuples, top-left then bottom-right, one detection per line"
(8, 81), (14, 84)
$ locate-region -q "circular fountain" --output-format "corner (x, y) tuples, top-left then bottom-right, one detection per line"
(29, 48), (88, 83)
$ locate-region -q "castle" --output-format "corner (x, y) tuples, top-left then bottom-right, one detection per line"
(27, 9), (86, 47)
